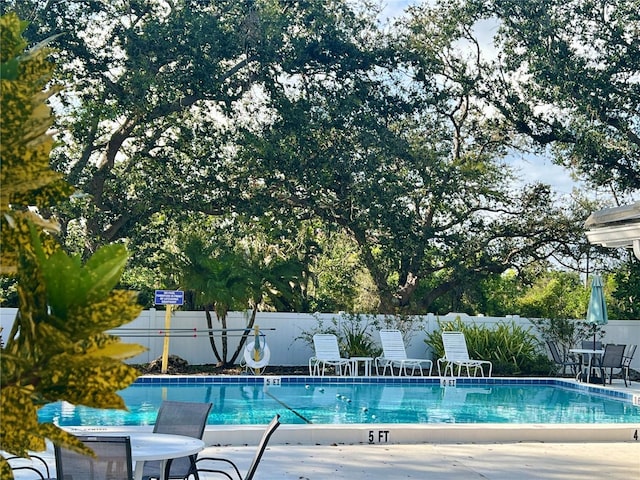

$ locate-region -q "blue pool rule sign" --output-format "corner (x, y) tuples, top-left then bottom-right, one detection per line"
(155, 290), (184, 373)
(154, 290), (184, 305)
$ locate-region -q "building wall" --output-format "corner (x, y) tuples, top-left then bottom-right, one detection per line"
(2, 308), (639, 371)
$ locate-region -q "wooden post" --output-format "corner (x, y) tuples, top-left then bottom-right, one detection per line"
(254, 324), (260, 376)
(161, 305), (172, 374)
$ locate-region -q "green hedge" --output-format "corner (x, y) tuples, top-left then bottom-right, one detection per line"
(425, 317), (553, 376)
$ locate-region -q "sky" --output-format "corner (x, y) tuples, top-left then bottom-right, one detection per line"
(377, 0), (585, 199)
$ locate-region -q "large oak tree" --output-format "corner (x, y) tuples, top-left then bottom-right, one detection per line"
(237, 3), (584, 312)
(3, 0), (378, 253)
(1, 0), (610, 312)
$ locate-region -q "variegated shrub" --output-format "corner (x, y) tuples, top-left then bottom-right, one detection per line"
(0, 12), (145, 478)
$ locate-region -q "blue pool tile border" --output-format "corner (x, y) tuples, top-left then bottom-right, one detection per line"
(133, 375), (637, 403)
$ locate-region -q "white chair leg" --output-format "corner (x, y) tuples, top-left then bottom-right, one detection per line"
(309, 358), (316, 376)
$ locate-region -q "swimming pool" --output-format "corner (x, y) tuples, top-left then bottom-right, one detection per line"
(39, 376), (640, 427)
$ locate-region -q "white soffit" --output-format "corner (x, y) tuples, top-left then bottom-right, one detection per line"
(584, 201), (640, 227)
(584, 201), (640, 260)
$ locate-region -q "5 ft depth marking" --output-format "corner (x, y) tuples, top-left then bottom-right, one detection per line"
(368, 430), (390, 443)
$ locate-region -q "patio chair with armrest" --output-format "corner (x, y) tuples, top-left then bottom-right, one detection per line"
(580, 340), (602, 350)
(375, 329), (433, 376)
(599, 344), (628, 387)
(438, 331), (493, 377)
(581, 340), (603, 350)
(54, 435), (133, 480)
(546, 340), (581, 377)
(621, 344), (637, 386)
(194, 414), (280, 480)
(309, 334), (351, 376)
(142, 400), (212, 480)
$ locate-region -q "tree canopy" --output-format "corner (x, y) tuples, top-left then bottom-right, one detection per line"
(2, 0), (638, 314)
(460, 0), (640, 193)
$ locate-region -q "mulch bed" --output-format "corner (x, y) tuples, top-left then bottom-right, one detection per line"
(134, 355), (309, 376)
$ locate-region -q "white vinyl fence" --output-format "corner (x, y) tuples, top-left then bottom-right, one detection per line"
(2, 308), (639, 371)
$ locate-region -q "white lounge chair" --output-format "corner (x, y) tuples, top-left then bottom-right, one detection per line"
(438, 331), (493, 377)
(375, 329), (433, 376)
(309, 334), (351, 376)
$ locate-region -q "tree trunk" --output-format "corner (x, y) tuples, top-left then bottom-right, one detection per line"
(204, 307), (222, 365)
(221, 315), (228, 365)
(395, 272), (419, 307)
(229, 305), (258, 365)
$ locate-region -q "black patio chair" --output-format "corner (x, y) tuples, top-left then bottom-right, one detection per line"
(620, 344), (637, 387)
(194, 414), (280, 480)
(581, 340), (603, 350)
(599, 344), (627, 386)
(547, 341), (581, 376)
(54, 435), (133, 480)
(142, 400), (212, 480)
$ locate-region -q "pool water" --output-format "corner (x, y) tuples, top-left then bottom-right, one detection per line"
(38, 379), (640, 426)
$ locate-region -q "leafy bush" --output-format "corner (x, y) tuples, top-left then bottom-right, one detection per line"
(528, 316), (604, 362)
(378, 313), (426, 345)
(297, 312), (382, 358)
(297, 312), (427, 359)
(0, 13), (144, 477)
(424, 317), (552, 376)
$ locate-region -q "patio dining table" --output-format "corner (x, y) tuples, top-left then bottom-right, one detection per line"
(131, 432), (204, 480)
(569, 348), (604, 383)
(68, 431), (205, 480)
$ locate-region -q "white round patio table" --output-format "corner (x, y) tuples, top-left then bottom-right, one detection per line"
(78, 432), (205, 480)
(569, 348), (604, 383)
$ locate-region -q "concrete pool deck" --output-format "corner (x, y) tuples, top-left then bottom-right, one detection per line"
(15, 441), (639, 479)
(198, 441), (640, 479)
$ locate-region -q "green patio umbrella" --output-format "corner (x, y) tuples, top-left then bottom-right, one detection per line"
(586, 274), (608, 350)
